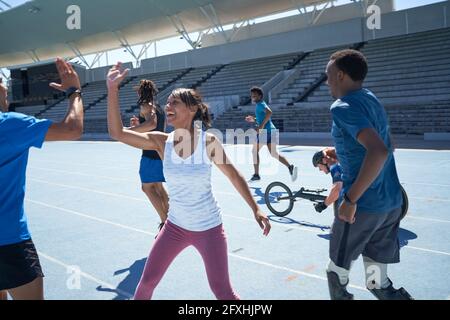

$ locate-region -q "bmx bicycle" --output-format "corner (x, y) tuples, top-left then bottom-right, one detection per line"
(264, 181), (409, 220)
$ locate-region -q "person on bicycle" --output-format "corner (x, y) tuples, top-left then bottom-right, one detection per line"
(312, 148), (343, 214)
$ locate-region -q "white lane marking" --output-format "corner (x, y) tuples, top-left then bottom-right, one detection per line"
(28, 178), (328, 234)
(28, 167), (135, 183)
(405, 216), (450, 224)
(403, 246), (450, 257)
(26, 199), (155, 236)
(228, 253), (367, 291)
(29, 178), (146, 202)
(38, 251), (133, 299)
(25, 199), (364, 291)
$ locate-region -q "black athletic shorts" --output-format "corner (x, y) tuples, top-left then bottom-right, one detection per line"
(0, 239), (44, 290)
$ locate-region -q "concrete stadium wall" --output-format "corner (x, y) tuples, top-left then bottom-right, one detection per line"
(86, 1), (449, 81)
(201, 0), (394, 47)
(84, 62), (133, 83)
(364, 1), (449, 40)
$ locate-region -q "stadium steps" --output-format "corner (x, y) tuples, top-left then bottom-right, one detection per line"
(192, 65), (226, 90)
(83, 75), (138, 113)
(197, 52), (301, 105)
(269, 43), (364, 107)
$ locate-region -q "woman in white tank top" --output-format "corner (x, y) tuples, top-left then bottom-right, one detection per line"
(106, 62), (271, 300)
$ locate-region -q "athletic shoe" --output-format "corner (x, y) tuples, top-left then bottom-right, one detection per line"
(326, 271), (354, 300)
(288, 165), (298, 182)
(249, 174), (261, 182)
(368, 279), (414, 300)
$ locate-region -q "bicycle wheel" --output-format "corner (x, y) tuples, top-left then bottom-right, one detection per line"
(264, 182), (294, 217)
(400, 185), (409, 220)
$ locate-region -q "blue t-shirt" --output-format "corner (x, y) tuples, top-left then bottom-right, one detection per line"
(330, 88), (402, 214)
(255, 101), (276, 132)
(330, 163), (343, 184)
(0, 112), (52, 246)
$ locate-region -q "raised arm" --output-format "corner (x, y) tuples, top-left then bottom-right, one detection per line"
(44, 58), (83, 141)
(206, 134), (271, 236)
(107, 62), (167, 152)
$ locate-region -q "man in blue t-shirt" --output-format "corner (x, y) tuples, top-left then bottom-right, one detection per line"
(0, 58), (84, 300)
(324, 50), (413, 300)
(245, 86), (297, 182)
(312, 149), (343, 214)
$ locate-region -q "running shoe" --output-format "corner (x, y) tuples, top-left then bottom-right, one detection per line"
(288, 165), (298, 182)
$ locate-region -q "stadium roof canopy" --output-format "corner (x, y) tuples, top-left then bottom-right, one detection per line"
(0, 0), (330, 68)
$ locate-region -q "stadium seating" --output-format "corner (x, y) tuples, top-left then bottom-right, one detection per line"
(17, 27), (448, 136)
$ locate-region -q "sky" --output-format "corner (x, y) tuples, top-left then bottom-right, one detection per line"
(0, 0), (446, 78)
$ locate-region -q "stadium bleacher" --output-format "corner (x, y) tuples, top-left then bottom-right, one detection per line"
(11, 26), (450, 137)
(214, 27), (450, 136)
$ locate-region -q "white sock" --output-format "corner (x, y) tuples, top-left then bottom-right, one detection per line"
(363, 256), (390, 289)
(327, 260), (350, 285)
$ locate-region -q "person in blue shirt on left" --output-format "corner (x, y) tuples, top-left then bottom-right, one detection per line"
(245, 86), (298, 182)
(0, 58), (84, 300)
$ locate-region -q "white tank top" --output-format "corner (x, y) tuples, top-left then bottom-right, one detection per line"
(163, 130), (222, 231)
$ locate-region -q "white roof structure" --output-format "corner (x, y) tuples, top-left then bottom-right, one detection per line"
(0, 0), (331, 67)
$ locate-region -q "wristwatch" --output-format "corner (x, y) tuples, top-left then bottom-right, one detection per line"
(66, 87), (82, 98)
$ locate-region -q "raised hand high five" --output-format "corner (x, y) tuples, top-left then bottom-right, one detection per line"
(49, 58), (81, 92)
(107, 62), (129, 91)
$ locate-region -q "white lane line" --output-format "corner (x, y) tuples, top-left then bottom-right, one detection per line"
(27, 178), (450, 240)
(26, 199), (155, 236)
(229, 253), (366, 291)
(403, 182), (450, 188)
(28, 167), (135, 183)
(29, 178), (146, 203)
(218, 188), (450, 204)
(28, 178), (328, 235)
(38, 251), (133, 299)
(405, 216), (450, 224)
(24, 199), (364, 290)
(403, 246), (450, 257)
(31, 159), (136, 171)
(30, 159), (450, 195)
(409, 196), (450, 203)
(26, 199), (450, 288)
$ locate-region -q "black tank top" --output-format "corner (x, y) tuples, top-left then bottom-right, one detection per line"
(139, 106), (165, 160)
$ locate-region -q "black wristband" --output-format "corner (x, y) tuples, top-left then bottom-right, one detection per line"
(66, 87), (82, 98)
(344, 193), (356, 205)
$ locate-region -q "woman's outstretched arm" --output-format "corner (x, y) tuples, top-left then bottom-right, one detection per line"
(206, 134), (271, 236)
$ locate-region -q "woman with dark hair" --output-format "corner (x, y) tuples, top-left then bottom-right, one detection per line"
(128, 79), (168, 232)
(107, 62), (270, 300)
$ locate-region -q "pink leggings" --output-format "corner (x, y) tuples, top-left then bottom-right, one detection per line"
(134, 220), (240, 300)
